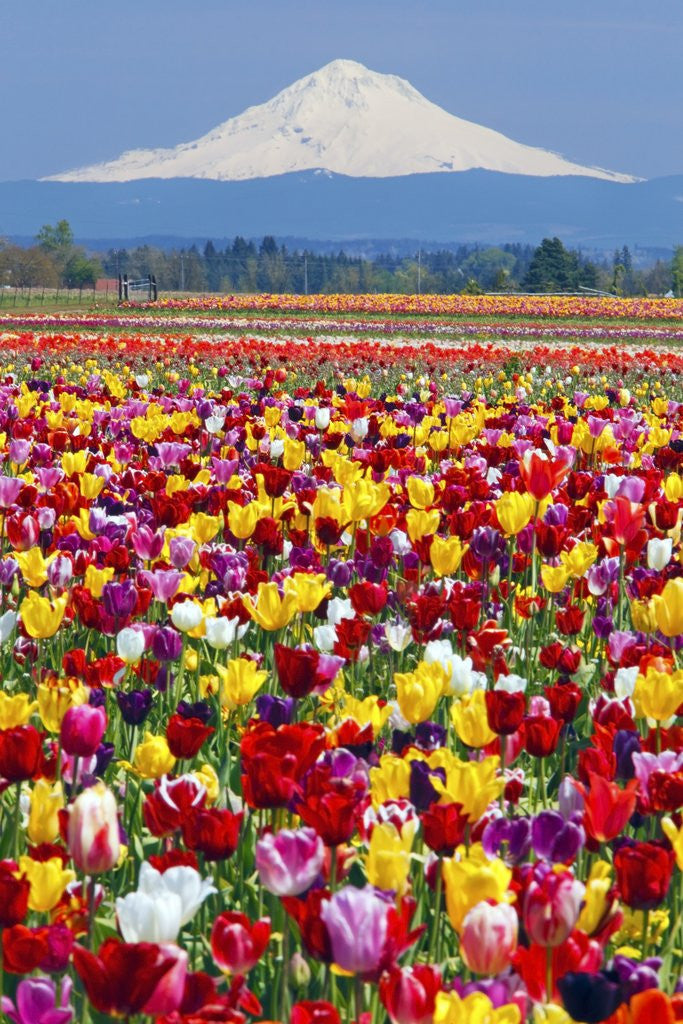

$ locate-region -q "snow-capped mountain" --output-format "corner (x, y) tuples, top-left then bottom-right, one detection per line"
(45, 59), (635, 184)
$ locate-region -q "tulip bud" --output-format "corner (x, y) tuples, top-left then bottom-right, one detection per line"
(289, 951), (311, 990)
(460, 900), (518, 974)
(647, 537), (672, 571)
(67, 782), (120, 873)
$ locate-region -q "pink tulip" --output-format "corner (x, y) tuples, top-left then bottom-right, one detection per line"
(255, 827), (324, 896)
(523, 864), (584, 947)
(460, 901), (518, 974)
(67, 783), (120, 874)
(60, 705), (107, 757)
(142, 945), (188, 1015)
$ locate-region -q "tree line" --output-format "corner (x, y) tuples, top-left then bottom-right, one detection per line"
(0, 221), (681, 296)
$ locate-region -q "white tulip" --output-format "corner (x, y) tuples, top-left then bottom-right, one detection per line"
(314, 407), (331, 430)
(350, 417), (369, 441)
(0, 610), (17, 644)
(647, 537), (672, 571)
(116, 627), (145, 664)
(204, 615), (247, 650)
(326, 597), (354, 626)
(614, 665), (639, 701)
(116, 888), (183, 944)
(495, 673), (528, 693)
(270, 439), (285, 460)
(313, 624), (337, 652)
(384, 621), (412, 652)
(171, 601), (203, 633)
(137, 861), (216, 927)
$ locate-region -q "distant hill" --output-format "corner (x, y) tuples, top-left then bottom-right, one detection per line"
(0, 171), (681, 248)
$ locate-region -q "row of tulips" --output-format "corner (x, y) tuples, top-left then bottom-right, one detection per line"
(131, 293), (683, 321)
(0, 322), (680, 1023)
(5, 313), (683, 344)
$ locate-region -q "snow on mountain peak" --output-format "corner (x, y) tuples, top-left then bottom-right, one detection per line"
(45, 59), (636, 184)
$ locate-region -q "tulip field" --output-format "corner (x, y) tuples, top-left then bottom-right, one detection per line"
(0, 295), (683, 1024)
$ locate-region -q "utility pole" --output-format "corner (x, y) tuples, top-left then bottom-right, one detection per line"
(417, 247), (422, 295)
(180, 253), (185, 292)
(304, 255), (308, 295)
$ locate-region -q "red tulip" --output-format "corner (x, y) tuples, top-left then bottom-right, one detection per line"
(166, 714), (214, 759)
(182, 807), (242, 861)
(485, 690), (526, 735)
(291, 1001), (341, 1024)
(211, 911), (271, 974)
(421, 801), (468, 856)
(576, 772), (638, 843)
(143, 775), (207, 837)
(73, 938), (178, 1016)
(0, 725), (44, 782)
(523, 715), (562, 758)
(0, 863), (30, 927)
(614, 841), (674, 910)
(519, 451), (570, 502)
(379, 965), (441, 1024)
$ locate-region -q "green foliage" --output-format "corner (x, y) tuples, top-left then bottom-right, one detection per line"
(523, 237), (599, 293)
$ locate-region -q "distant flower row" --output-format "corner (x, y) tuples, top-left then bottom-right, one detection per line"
(126, 292), (683, 320)
(5, 310), (683, 342)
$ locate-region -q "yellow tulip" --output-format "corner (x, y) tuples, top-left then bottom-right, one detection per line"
(662, 817), (683, 871)
(630, 598), (658, 634)
(433, 756), (503, 822)
(62, 450), (88, 476)
(128, 733), (176, 779)
(283, 572), (332, 614)
(28, 780), (65, 844)
(495, 492), (534, 536)
(84, 564), (115, 599)
(79, 472), (105, 500)
(283, 438), (306, 471)
(17, 855), (75, 913)
(653, 578), (683, 636)
(243, 582), (298, 631)
(365, 822), (413, 895)
(20, 592), (68, 639)
(434, 991), (520, 1024)
(369, 754), (412, 806)
(190, 512), (222, 545)
(227, 501), (260, 540)
(577, 861), (614, 936)
(406, 508), (440, 542)
(430, 535), (465, 577)
(395, 662), (444, 724)
(531, 1007), (572, 1024)
(0, 692), (38, 728)
(37, 679), (87, 733)
(633, 667), (683, 722)
(450, 690), (496, 748)
(15, 548), (49, 588)
(441, 843), (512, 932)
(540, 564), (570, 593)
(560, 542), (598, 578)
(664, 474), (682, 502)
(343, 478), (390, 522)
(338, 695), (393, 734)
(217, 657), (268, 710)
(193, 763), (220, 804)
(406, 476), (435, 510)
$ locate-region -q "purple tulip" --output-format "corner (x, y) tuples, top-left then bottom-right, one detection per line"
(1, 975), (73, 1024)
(482, 816), (532, 865)
(532, 810), (584, 864)
(116, 689), (153, 726)
(255, 827), (324, 896)
(211, 457), (239, 483)
(9, 439), (31, 466)
(152, 625), (183, 662)
(169, 536), (197, 570)
(102, 580), (138, 620)
(255, 694), (296, 727)
(320, 885), (389, 974)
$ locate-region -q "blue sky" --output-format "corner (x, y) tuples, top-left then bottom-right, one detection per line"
(2, 0), (681, 181)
